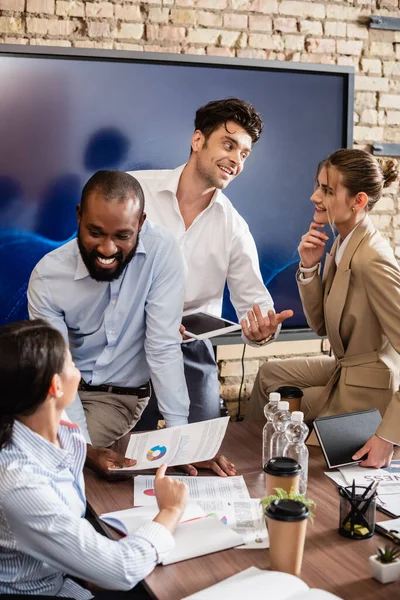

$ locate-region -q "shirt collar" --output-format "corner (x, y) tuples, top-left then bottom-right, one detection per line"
(74, 242), (89, 281)
(157, 164), (226, 210)
(73, 230), (147, 282)
(11, 420), (79, 472)
(335, 221), (360, 267)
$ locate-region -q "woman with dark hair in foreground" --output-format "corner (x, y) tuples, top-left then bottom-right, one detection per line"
(0, 319), (187, 598)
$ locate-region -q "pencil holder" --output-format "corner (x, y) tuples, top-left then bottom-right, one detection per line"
(338, 485), (376, 540)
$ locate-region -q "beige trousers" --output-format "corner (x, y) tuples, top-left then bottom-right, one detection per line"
(80, 389), (150, 448)
(245, 356), (336, 421)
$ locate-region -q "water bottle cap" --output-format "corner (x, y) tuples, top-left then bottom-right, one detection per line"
(277, 401), (289, 410)
(269, 392), (281, 403)
(291, 411), (304, 422)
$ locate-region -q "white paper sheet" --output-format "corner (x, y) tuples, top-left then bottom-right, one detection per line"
(183, 568), (309, 600)
(99, 504), (206, 535)
(161, 516), (245, 565)
(325, 467), (400, 518)
(324, 471), (347, 487)
(376, 494), (400, 518)
(339, 460), (400, 487)
(375, 516), (400, 535)
(196, 499), (269, 549)
(134, 474), (250, 506)
(183, 567), (342, 600)
(113, 417), (229, 472)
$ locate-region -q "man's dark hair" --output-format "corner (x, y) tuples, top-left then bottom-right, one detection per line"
(80, 170), (145, 215)
(194, 98), (264, 144)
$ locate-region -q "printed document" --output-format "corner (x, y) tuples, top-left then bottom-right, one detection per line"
(99, 504), (206, 535)
(339, 460), (400, 487)
(134, 474), (250, 505)
(196, 499), (269, 549)
(100, 509), (244, 564)
(112, 417), (229, 472)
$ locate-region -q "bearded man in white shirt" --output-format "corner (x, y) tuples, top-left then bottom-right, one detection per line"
(128, 98), (293, 425)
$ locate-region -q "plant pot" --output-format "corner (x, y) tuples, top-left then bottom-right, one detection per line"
(369, 555), (400, 584)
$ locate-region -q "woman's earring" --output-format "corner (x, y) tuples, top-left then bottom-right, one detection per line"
(352, 207), (356, 213)
(56, 391), (64, 399)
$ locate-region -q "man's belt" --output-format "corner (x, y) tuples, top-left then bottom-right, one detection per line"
(79, 379), (150, 398)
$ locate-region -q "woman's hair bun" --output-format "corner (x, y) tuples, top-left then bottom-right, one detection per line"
(377, 158), (399, 188)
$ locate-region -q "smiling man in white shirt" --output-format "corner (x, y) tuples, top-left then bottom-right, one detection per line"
(129, 98), (293, 424)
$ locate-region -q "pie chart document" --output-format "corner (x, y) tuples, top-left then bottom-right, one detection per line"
(119, 416), (230, 472)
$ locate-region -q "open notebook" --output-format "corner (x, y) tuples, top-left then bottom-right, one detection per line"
(183, 567), (343, 599)
(100, 507), (244, 565)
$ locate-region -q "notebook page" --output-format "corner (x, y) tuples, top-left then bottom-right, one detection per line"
(183, 569), (308, 599)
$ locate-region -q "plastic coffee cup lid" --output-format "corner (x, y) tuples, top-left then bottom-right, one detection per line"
(266, 499), (309, 522)
(291, 411), (304, 422)
(276, 386), (304, 398)
(277, 400), (289, 410)
(269, 392), (281, 403)
(263, 457), (302, 476)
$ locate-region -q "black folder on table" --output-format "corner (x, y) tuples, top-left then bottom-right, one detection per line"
(314, 409), (382, 469)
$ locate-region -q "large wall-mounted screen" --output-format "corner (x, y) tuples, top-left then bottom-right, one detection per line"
(0, 46), (354, 331)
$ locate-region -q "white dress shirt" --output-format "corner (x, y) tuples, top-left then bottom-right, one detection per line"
(129, 165), (276, 344)
(0, 420), (174, 598)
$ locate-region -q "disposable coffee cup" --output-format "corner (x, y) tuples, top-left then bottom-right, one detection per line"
(266, 499), (309, 576)
(276, 386), (303, 413)
(263, 457), (302, 496)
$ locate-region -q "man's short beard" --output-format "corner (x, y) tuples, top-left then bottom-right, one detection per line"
(77, 230), (139, 282)
(196, 151), (225, 190)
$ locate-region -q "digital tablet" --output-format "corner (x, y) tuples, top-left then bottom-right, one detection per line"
(181, 311), (241, 340)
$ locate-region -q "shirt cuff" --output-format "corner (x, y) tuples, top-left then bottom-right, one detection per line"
(376, 434), (398, 447)
(132, 521), (175, 564)
(164, 415), (189, 428)
(297, 271), (316, 285)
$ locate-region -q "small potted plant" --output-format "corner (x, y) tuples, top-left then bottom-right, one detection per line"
(369, 544), (400, 584)
(260, 487), (316, 523)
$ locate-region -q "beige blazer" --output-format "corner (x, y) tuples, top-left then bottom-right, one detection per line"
(298, 215), (400, 444)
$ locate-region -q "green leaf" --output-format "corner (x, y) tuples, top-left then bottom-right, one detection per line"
(376, 544), (400, 563)
(260, 487), (317, 524)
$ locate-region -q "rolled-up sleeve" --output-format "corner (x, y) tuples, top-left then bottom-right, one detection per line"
(3, 479), (174, 591)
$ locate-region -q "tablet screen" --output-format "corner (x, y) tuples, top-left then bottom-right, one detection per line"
(181, 313), (236, 336)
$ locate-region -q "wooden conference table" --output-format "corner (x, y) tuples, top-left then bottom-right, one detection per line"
(84, 422), (399, 600)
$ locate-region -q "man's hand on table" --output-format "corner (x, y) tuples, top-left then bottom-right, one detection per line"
(86, 445), (137, 480)
(241, 305), (294, 343)
(352, 434), (394, 468)
(178, 454), (236, 477)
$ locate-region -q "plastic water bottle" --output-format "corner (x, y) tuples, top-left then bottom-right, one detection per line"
(262, 392), (280, 467)
(270, 400), (291, 460)
(284, 411), (309, 495)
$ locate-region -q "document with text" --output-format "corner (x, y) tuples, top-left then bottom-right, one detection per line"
(134, 474), (250, 506)
(111, 416), (229, 472)
(196, 499), (269, 549)
(339, 460), (400, 487)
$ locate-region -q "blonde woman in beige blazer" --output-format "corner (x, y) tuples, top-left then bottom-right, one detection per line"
(247, 149), (400, 468)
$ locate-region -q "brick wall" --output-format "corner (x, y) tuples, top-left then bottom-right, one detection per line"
(0, 0), (399, 416)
